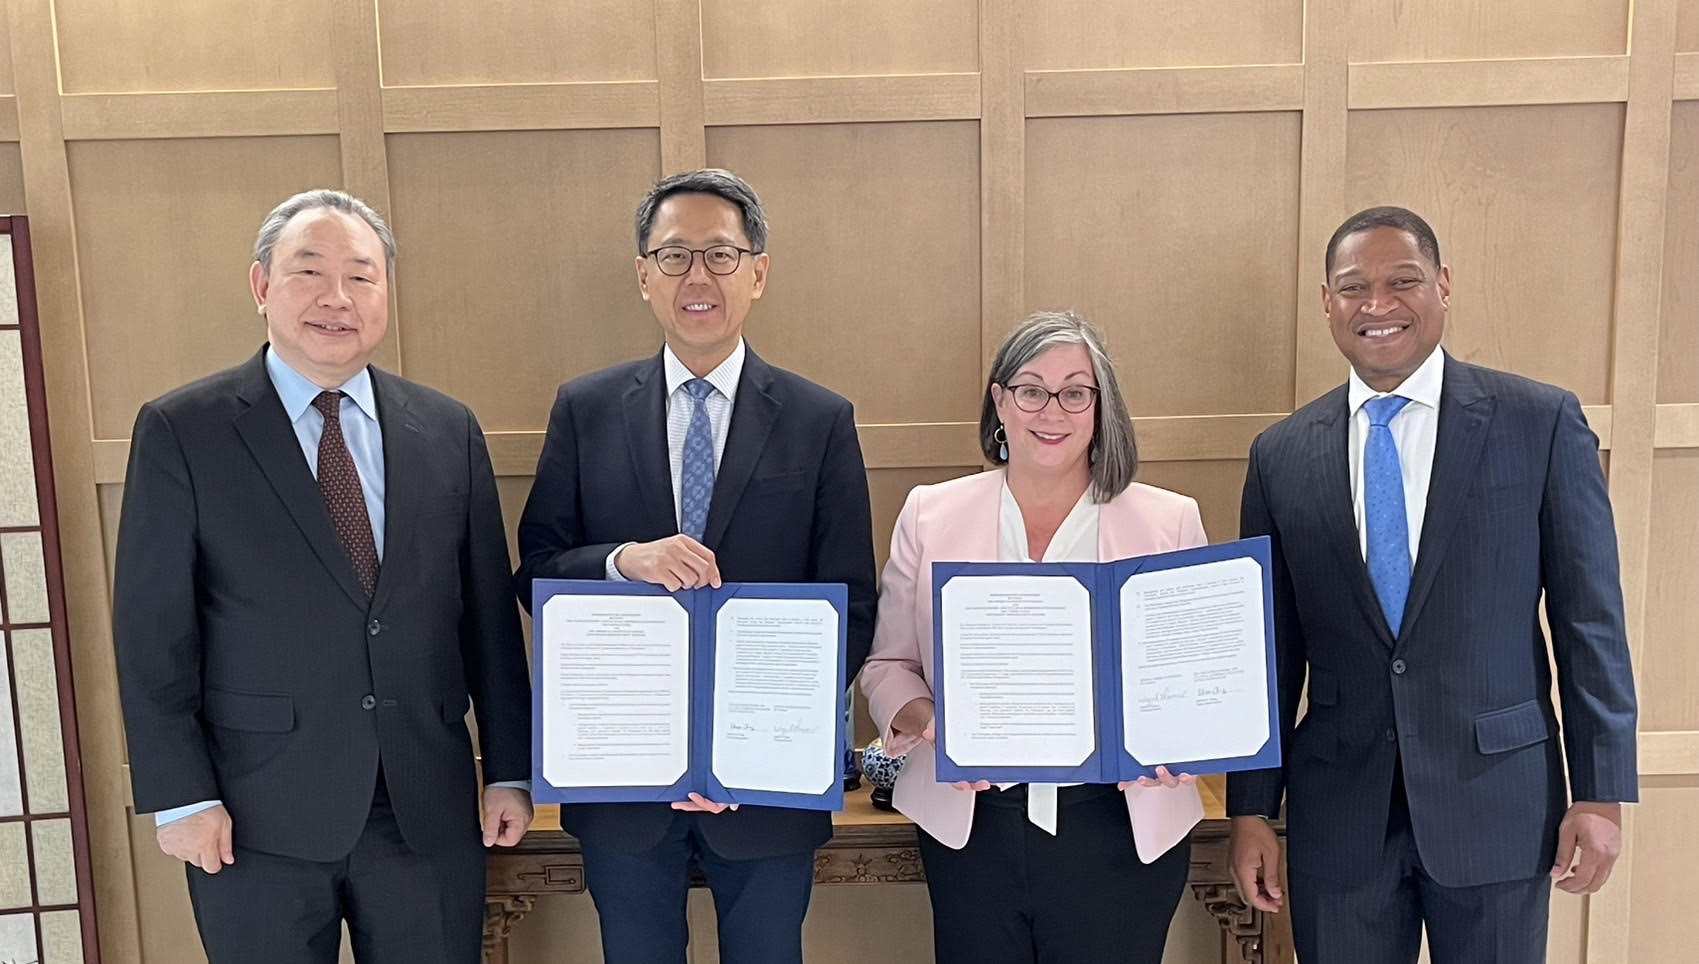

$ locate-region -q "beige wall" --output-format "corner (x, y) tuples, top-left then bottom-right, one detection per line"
(1, 0), (1696, 961)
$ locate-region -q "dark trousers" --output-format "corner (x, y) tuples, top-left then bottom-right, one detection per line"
(578, 809), (816, 964)
(1290, 760), (1551, 964)
(915, 784), (1192, 964)
(184, 770), (487, 964)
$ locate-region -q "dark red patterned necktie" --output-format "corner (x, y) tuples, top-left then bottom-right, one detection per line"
(312, 391), (379, 597)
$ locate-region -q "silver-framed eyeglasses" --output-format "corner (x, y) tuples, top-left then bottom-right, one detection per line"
(1003, 383), (1100, 413)
(645, 244), (755, 277)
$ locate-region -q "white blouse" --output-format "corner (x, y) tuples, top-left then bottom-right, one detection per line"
(995, 479), (1099, 835)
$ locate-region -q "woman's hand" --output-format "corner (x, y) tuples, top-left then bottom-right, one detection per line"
(1118, 765), (1196, 791)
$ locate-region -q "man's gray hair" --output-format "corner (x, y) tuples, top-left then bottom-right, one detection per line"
(634, 169), (769, 255)
(253, 189), (397, 276)
(979, 311), (1140, 503)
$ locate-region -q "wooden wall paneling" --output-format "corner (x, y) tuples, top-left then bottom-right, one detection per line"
(1348, 0), (1629, 63)
(1024, 0), (1302, 70)
(980, 0), (1023, 371)
(1626, 784), (1699, 962)
(5, 0), (141, 959)
(1292, 0), (1352, 406)
(1677, 52), (1699, 97)
(384, 128), (664, 431)
(1347, 56), (1630, 109)
(0, 144), (23, 213)
(1677, 0), (1699, 51)
(701, 0), (978, 79)
(702, 75), (980, 126)
(1133, 459), (1249, 546)
(330, 0), (393, 362)
(706, 121), (983, 423)
(1025, 64), (1304, 118)
(52, 0), (334, 94)
(58, 90), (339, 141)
(1642, 451), (1699, 731)
(1660, 102), (1698, 404)
(1590, 0), (1679, 956)
(381, 84), (660, 134)
(1024, 111), (1301, 417)
(1344, 104), (1626, 405)
(654, 0), (705, 173)
(376, 0), (658, 87)
(66, 136), (347, 438)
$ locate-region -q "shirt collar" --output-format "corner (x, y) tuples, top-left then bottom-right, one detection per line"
(663, 338), (745, 404)
(1348, 344), (1445, 417)
(264, 345), (379, 423)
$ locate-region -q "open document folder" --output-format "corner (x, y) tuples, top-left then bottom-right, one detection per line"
(931, 537), (1280, 784)
(531, 580), (848, 811)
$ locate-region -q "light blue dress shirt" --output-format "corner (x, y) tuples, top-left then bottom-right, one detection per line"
(156, 348), (525, 826)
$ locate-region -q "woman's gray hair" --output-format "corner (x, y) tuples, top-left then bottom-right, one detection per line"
(253, 189), (397, 277)
(979, 311), (1139, 503)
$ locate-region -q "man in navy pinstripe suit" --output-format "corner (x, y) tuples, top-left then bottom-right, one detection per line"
(1225, 206), (1638, 963)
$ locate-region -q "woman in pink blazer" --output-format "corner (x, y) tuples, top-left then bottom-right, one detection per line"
(860, 311), (1208, 963)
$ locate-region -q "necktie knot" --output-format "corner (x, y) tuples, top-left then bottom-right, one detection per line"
(683, 378), (715, 402)
(1364, 394), (1411, 428)
(312, 390), (345, 422)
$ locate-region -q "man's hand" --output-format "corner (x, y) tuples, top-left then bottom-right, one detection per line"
(614, 535), (721, 591)
(482, 786), (534, 847)
(1551, 801), (1623, 894)
(1229, 815), (1284, 913)
(671, 792), (739, 814)
(158, 805), (234, 874)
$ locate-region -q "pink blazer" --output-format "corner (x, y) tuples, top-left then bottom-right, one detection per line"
(860, 469), (1207, 857)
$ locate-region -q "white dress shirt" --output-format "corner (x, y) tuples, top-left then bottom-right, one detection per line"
(1346, 344), (1445, 562)
(995, 479), (1099, 835)
(607, 339), (745, 579)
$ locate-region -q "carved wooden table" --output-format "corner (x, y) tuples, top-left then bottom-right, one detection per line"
(485, 780), (1293, 963)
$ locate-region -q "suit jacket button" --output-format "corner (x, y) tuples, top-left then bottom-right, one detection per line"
(1384, 728), (1397, 742)
(1391, 658), (1407, 675)
(361, 694), (377, 710)
(368, 619), (382, 636)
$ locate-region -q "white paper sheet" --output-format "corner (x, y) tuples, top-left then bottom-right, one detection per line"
(710, 598), (840, 795)
(939, 575), (1095, 767)
(1120, 557), (1269, 764)
(540, 593), (690, 788)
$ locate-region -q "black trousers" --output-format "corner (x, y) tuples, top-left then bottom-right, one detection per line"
(1290, 759), (1551, 964)
(916, 784), (1192, 964)
(577, 808), (816, 964)
(184, 770), (486, 964)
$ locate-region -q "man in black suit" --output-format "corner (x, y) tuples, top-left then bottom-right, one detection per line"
(516, 168), (876, 964)
(113, 190), (533, 963)
(1227, 207), (1638, 962)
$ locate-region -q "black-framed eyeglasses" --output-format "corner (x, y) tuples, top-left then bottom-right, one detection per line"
(645, 244), (756, 277)
(1003, 382), (1100, 413)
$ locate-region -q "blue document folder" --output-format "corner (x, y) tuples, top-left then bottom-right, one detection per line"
(531, 579), (848, 811)
(931, 537), (1280, 784)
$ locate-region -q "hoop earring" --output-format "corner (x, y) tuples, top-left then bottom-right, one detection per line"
(994, 424), (1008, 461)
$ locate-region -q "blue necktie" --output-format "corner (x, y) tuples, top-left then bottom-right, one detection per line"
(679, 378), (717, 541)
(1364, 395), (1414, 634)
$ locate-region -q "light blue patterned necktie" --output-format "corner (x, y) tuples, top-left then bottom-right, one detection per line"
(679, 378), (717, 541)
(1364, 394), (1414, 634)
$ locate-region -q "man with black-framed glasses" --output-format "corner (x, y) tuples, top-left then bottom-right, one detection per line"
(515, 168), (877, 964)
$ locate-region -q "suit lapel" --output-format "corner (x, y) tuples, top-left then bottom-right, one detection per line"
(1401, 356), (1495, 640)
(703, 351), (779, 549)
(231, 349), (371, 610)
(623, 354), (678, 535)
(1305, 389), (1397, 648)
(369, 369), (423, 614)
